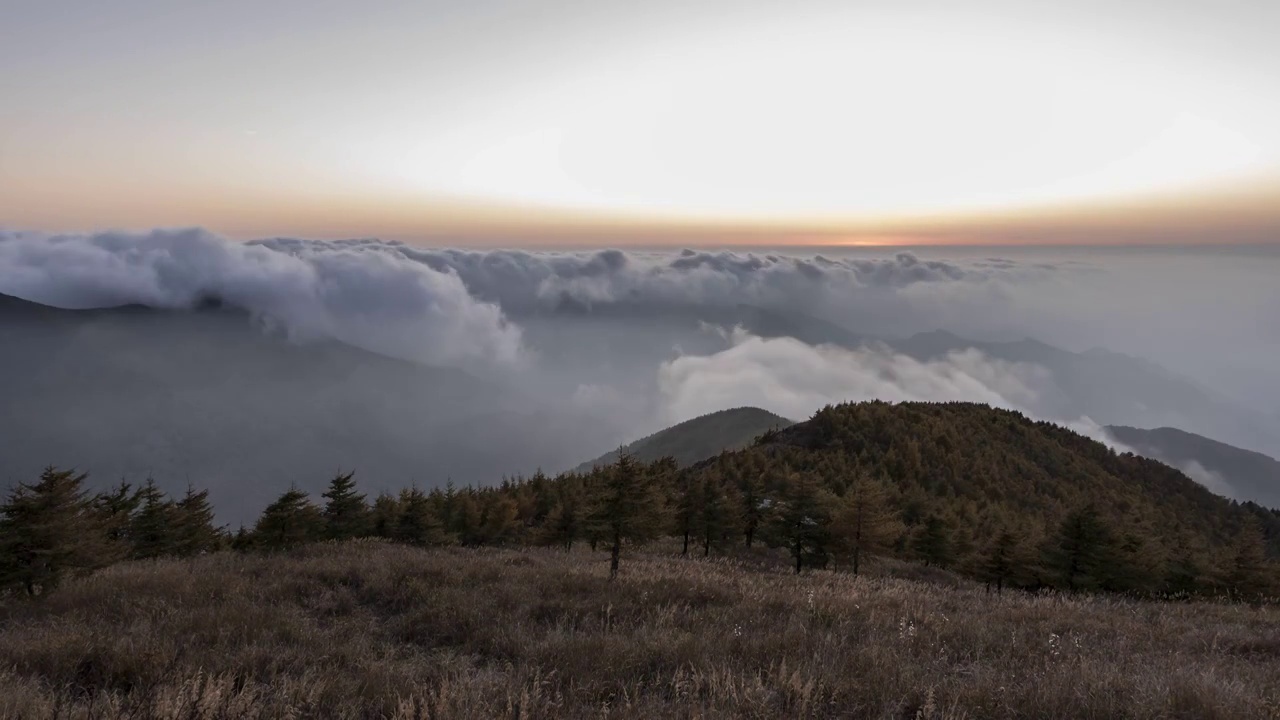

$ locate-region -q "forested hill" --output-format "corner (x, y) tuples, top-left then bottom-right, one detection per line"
(692, 401), (1280, 586)
(574, 407), (792, 472)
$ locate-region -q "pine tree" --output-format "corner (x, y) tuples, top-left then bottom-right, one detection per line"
(395, 487), (450, 546)
(1047, 504), (1114, 591)
(587, 453), (668, 580)
(1225, 520), (1272, 599)
(697, 475), (739, 557)
(832, 475), (900, 575)
(739, 465), (770, 548)
(172, 485), (222, 557)
(452, 492), (483, 547)
(764, 471), (835, 574)
(370, 493), (401, 539)
(253, 487), (323, 551)
(0, 467), (108, 595)
(321, 472), (370, 540)
(129, 480), (178, 559)
(980, 530), (1024, 593)
(92, 481), (141, 564)
(673, 470), (702, 556)
(539, 479), (588, 551)
(913, 514), (952, 568)
(481, 493), (521, 545)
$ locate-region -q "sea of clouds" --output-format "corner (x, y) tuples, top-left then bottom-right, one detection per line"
(3, 227), (1278, 487)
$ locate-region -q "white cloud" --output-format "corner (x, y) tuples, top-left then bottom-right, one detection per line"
(0, 228), (523, 369)
(656, 329), (1056, 426)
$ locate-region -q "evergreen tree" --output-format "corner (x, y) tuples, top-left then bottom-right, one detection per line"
(129, 480), (178, 559)
(832, 475), (900, 575)
(980, 530), (1024, 593)
(321, 472), (370, 540)
(673, 470), (702, 556)
(452, 492), (483, 547)
(370, 493), (401, 539)
(587, 453), (668, 580)
(738, 465), (770, 548)
(1225, 520), (1272, 599)
(764, 472), (834, 574)
(697, 475), (739, 557)
(253, 487), (323, 551)
(395, 487), (450, 546)
(229, 525), (254, 552)
(1048, 504), (1115, 591)
(539, 480), (587, 551)
(912, 514), (952, 568)
(92, 481), (140, 564)
(172, 485), (222, 557)
(0, 468), (107, 595)
(481, 493), (521, 545)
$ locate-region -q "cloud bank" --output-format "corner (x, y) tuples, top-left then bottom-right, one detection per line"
(657, 329), (1055, 423)
(0, 229), (523, 368)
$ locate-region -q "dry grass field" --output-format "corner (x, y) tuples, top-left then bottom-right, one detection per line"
(1, 540), (1278, 719)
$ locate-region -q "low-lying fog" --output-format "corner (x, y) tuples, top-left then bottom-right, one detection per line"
(2, 229), (1277, 519)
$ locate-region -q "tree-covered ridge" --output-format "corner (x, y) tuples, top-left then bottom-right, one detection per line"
(3, 401), (1277, 600)
(574, 407), (793, 471)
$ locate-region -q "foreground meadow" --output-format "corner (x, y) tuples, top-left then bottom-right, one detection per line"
(0, 540), (1277, 719)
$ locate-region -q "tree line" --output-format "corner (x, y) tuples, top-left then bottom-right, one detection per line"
(3, 401), (1278, 600)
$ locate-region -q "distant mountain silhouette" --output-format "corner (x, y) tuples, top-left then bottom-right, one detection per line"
(0, 292), (618, 523)
(886, 329), (1279, 457)
(1106, 425), (1280, 509)
(575, 407), (793, 472)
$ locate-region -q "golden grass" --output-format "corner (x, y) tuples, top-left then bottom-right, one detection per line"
(1, 540), (1278, 719)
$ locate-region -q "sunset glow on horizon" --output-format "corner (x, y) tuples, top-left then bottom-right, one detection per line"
(3, 0), (1279, 245)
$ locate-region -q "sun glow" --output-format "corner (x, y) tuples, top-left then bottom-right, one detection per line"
(366, 11), (1278, 224)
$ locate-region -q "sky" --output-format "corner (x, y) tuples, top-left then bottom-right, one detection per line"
(2, 0), (1280, 245)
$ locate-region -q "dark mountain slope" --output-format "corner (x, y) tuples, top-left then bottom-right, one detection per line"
(1106, 425), (1280, 509)
(691, 401), (1280, 572)
(575, 407), (792, 472)
(0, 293), (617, 523)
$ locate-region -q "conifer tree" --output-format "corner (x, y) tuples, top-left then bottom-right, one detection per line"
(765, 471), (835, 574)
(172, 485), (222, 557)
(738, 468), (770, 549)
(129, 480), (178, 559)
(1225, 520), (1272, 599)
(697, 475), (739, 557)
(0, 467), (107, 595)
(395, 487), (450, 546)
(452, 491), (483, 547)
(93, 481), (141, 564)
(321, 472), (370, 540)
(481, 493), (521, 545)
(980, 530), (1024, 593)
(832, 475), (900, 575)
(370, 493), (401, 539)
(1047, 504), (1114, 591)
(673, 470), (703, 556)
(912, 514), (953, 568)
(587, 453), (668, 580)
(253, 487), (323, 551)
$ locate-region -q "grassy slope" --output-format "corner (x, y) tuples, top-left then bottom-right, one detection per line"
(2, 542), (1278, 719)
(575, 407), (793, 472)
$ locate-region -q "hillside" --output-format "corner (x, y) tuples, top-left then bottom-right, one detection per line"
(574, 407), (793, 471)
(1106, 425), (1280, 509)
(688, 401), (1280, 585)
(2, 542), (1278, 719)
